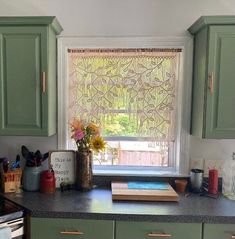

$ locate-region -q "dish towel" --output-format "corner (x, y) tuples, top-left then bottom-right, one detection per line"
(0, 227), (11, 239)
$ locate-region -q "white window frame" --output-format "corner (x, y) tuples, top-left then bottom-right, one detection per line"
(57, 36), (193, 176)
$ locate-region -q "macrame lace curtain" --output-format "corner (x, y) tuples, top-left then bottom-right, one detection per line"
(68, 48), (180, 142)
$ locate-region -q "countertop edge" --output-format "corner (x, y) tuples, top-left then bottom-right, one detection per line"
(28, 211), (235, 224)
(1, 189), (235, 224)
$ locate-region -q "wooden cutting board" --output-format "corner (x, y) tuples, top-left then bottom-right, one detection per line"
(111, 182), (179, 202)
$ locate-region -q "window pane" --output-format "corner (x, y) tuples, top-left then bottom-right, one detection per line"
(93, 141), (168, 167)
(67, 49), (180, 168)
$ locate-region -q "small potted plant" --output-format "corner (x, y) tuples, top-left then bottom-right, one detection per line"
(21, 145), (48, 191)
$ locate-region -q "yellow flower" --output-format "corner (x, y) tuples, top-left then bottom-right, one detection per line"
(70, 118), (83, 131)
(87, 122), (100, 135)
(90, 136), (106, 153)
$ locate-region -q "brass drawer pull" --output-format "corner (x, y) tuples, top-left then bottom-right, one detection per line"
(41, 72), (46, 93)
(208, 72), (214, 95)
(148, 232), (172, 238)
(60, 230), (84, 235)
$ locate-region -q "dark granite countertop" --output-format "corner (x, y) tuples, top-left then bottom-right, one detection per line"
(1, 188), (235, 223)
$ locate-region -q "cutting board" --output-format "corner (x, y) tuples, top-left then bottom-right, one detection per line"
(111, 182), (179, 202)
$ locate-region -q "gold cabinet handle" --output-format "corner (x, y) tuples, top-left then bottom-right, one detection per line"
(41, 72), (46, 93)
(60, 231), (84, 235)
(148, 232), (172, 238)
(208, 72), (214, 95)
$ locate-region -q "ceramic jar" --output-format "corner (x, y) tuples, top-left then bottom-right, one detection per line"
(22, 166), (42, 191)
(40, 170), (56, 193)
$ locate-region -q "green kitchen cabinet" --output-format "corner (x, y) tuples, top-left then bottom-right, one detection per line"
(30, 218), (114, 239)
(204, 223), (235, 239)
(116, 221), (202, 239)
(188, 16), (235, 138)
(0, 17), (62, 136)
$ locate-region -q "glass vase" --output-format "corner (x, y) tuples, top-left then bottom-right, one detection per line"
(75, 150), (93, 191)
(222, 160), (235, 200)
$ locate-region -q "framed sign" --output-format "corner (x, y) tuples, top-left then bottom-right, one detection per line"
(49, 150), (76, 187)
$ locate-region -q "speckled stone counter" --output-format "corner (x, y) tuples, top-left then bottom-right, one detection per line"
(1, 188), (235, 223)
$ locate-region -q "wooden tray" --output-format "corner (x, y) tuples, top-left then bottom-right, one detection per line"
(111, 182), (179, 202)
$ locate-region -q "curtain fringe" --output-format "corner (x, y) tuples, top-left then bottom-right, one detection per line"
(68, 48), (182, 54)
(67, 48), (182, 57)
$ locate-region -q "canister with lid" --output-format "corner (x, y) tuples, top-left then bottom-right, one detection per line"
(40, 170), (56, 193)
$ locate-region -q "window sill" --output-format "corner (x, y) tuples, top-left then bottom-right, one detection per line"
(93, 168), (188, 177)
(93, 169), (189, 188)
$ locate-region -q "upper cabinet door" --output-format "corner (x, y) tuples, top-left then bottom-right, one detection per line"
(0, 17), (62, 136)
(206, 26), (235, 138)
(189, 16), (235, 139)
(0, 27), (47, 135)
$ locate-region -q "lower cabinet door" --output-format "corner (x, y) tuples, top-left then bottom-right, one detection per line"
(30, 218), (114, 239)
(204, 224), (235, 239)
(116, 221), (202, 239)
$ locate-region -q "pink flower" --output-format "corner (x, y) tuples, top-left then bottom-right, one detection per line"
(73, 130), (85, 141)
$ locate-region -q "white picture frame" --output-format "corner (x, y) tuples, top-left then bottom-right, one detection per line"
(49, 150), (76, 188)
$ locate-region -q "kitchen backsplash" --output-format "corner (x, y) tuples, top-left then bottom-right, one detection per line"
(1, 135), (235, 175)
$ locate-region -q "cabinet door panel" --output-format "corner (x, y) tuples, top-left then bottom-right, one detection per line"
(0, 26), (47, 135)
(4, 33), (41, 126)
(116, 221), (202, 239)
(30, 218), (114, 239)
(204, 224), (235, 239)
(206, 26), (235, 138)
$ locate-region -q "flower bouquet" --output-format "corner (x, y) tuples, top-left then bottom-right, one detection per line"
(70, 118), (106, 191)
(70, 119), (106, 153)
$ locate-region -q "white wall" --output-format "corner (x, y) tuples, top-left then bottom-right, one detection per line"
(0, 0), (235, 169)
(1, 0), (235, 37)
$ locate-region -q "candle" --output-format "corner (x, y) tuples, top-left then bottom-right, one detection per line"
(208, 169), (218, 195)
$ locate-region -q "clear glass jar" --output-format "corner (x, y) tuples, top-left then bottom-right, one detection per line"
(222, 160), (235, 200)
